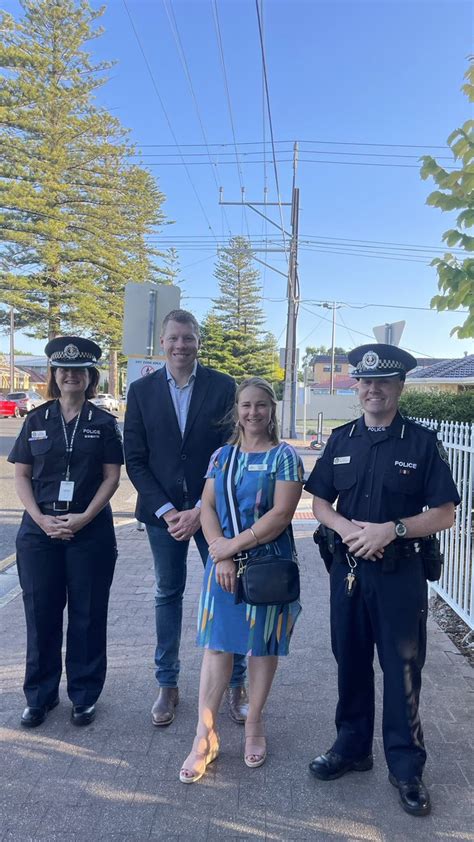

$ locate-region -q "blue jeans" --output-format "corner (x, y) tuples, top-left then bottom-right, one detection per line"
(146, 524), (246, 688)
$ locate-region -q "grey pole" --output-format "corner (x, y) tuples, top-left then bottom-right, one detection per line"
(330, 302), (336, 395)
(146, 289), (157, 357)
(9, 308), (14, 391)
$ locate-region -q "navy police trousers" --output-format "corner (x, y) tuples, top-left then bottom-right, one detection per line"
(329, 551), (427, 780)
(16, 508), (117, 708)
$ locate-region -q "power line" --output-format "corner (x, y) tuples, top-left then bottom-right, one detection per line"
(121, 0), (219, 243)
(162, 0), (232, 236)
(127, 148), (451, 161)
(142, 232), (463, 253)
(131, 157), (457, 171)
(178, 295), (469, 314)
(299, 304), (435, 358)
(255, 0), (289, 264)
(211, 0), (251, 239)
(133, 139), (449, 150)
(260, 0), (268, 302)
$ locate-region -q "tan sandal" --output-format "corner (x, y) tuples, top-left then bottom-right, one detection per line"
(179, 733), (220, 784)
(244, 720), (267, 768)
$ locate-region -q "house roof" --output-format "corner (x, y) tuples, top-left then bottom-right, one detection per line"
(407, 355), (474, 380)
(15, 366), (47, 384)
(414, 357), (450, 368)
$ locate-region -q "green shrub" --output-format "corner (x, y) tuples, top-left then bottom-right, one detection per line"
(399, 390), (474, 423)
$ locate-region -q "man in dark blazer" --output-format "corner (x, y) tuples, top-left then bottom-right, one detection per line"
(124, 309), (247, 726)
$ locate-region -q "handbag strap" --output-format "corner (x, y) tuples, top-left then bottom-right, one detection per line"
(223, 445), (242, 539)
(222, 444), (296, 554)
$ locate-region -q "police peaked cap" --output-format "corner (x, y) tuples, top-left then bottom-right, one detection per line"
(44, 336), (102, 368)
(349, 343), (417, 379)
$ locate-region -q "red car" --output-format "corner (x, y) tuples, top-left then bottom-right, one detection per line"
(0, 394), (21, 418)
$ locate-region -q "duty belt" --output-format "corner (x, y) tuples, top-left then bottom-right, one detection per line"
(40, 502), (86, 513)
(335, 538), (422, 563)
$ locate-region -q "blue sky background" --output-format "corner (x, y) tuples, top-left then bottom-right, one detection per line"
(2, 0), (473, 360)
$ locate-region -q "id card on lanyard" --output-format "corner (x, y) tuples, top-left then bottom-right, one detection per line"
(58, 409), (81, 501)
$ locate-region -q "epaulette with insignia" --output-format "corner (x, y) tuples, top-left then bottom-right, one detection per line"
(27, 399), (55, 416)
(333, 418), (359, 433)
(403, 417), (437, 435)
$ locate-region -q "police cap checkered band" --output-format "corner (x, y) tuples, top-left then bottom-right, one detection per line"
(44, 336), (102, 368)
(348, 343), (417, 378)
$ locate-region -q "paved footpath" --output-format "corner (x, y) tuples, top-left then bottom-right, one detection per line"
(1, 517), (473, 842)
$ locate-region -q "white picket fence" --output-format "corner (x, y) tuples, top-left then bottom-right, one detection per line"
(413, 418), (474, 629)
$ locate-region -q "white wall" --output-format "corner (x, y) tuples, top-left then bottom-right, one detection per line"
(278, 394), (361, 423)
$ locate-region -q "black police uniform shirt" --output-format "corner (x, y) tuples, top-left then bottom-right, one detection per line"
(305, 412), (460, 523)
(8, 399), (124, 508)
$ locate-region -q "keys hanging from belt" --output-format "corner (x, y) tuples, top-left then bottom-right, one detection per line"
(345, 554), (358, 597)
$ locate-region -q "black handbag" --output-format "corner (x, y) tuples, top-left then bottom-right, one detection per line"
(223, 445), (300, 606)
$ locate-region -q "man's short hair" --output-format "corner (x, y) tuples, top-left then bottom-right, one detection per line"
(161, 309), (200, 337)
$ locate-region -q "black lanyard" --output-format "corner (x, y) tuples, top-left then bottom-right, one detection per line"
(59, 406), (82, 481)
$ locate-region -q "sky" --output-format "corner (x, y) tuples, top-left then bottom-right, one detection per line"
(1, 0), (473, 361)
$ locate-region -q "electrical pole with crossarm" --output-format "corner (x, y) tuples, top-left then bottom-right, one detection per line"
(220, 142), (300, 439)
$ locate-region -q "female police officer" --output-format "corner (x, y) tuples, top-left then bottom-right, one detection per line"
(8, 336), (123, 728)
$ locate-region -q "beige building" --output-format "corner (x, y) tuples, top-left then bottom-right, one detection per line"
(0, 355), (30, 392)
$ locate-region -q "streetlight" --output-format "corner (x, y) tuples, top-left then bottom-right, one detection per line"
(321, 301), (343, 394)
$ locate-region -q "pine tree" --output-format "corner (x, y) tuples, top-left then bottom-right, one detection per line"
(213, 236), (265, 335)
(199, 312), (233, 371)
(0, 0), (168, 360)
(202, 236), (282, 383)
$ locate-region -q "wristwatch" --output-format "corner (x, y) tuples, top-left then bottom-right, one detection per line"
(394, 519), (407, 538)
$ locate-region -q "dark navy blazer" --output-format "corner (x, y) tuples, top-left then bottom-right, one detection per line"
(124, 363), (235, 525)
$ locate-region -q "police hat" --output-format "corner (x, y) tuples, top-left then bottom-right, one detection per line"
(349, 343), (417, 379)
(44, 336), (102, 368)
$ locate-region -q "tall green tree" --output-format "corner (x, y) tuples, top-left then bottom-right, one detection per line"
(420, 58), (474, 339)
(213, 236), (265, 335)
(0, 0), (168, 372)
(201, 237), (281, 382)
(199, 312), (233, 371)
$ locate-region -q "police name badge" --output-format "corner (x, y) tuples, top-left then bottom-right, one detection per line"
(30, 430), (47, 440)
(333, 456), (351, 465)
(58, 481), (75, 501)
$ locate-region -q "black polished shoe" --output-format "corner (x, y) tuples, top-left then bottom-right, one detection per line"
(389, 773), (431, 816)
(71, 704), (96, 727)
(309, 749), (374, 780)
(21, 697), (59, 729)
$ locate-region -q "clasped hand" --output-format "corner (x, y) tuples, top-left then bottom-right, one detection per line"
(166, 507), (201, 542)
(208, 538), (237, 593)
(39, 512), (88, 540)
(208, 536), (235, 563)
(344, 520), (394, 561)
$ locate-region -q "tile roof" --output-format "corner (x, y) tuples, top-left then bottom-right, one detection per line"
(407, 355), (474, 379)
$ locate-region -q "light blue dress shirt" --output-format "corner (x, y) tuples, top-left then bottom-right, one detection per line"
(155, 362), (200, 520)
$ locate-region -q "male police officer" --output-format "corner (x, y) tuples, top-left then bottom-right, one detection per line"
(305, 343), (460, 816)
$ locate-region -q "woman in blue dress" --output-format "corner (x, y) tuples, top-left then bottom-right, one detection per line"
(179, 377), (304, 783)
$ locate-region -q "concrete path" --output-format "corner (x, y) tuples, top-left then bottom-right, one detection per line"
(1, 519), (472, 841)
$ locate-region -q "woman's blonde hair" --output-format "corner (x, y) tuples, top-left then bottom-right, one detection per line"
(228, 377), (280, 446)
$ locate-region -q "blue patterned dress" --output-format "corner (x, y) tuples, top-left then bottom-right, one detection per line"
(196, 443), (304, 656)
